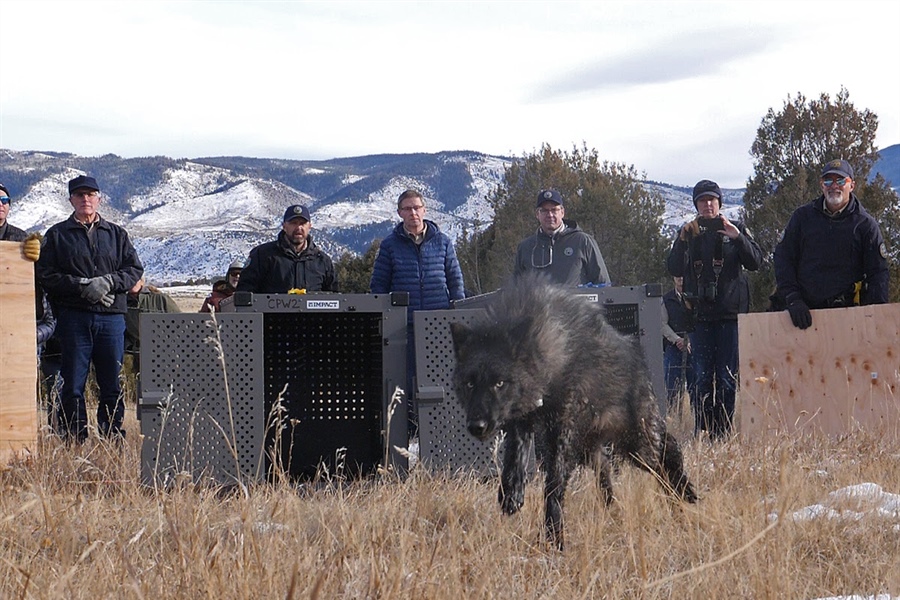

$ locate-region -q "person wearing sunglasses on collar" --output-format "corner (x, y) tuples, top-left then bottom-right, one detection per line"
(513, 188), (610, 287)
(773, 158), (889, 330)
(0, 183), (41, 260)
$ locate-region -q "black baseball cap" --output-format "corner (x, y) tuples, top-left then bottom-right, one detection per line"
(536, 189), (563, 207)
(68, 175), (100, 194)
(821, 159), (854, 179)
(282, 204), (311, 223)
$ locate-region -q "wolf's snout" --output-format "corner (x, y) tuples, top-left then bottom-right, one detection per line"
(467, 420), (492, 439)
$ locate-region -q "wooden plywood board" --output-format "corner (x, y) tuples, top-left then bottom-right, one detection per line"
(738, 304), (900, 437)
(0, 240), (38, 463)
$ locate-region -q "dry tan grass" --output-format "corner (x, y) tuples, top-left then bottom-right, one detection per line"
(2, 393), (899, 599)
(165, 292), (207, 313)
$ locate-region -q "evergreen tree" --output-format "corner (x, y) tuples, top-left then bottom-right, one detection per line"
(456, 144), (668, 294)
(743, 88), (900, 309)
(334, 240), (381, 293)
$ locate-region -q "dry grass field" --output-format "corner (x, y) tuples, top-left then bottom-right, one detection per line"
(2, 295), (898, 598)
(163, 289), (208, 313)
(2, 397), (898, 599)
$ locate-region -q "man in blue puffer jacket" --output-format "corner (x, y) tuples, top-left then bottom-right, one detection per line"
(370, 189), (465, 436)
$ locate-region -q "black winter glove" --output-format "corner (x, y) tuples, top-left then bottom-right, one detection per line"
(80, 275), (114, 304)
(785, 293), (812, 330)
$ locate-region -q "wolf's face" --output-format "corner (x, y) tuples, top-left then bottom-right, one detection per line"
(450, 322), (543, 440)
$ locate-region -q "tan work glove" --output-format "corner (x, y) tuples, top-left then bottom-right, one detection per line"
(679, 219), (700, 242)
(22, 232), (42, 262)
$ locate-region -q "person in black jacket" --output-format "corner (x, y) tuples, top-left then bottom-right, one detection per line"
(0, 182), (41, 259)
(667, 180), (763, 439)
(36, 175), (143, 442)
(773, 159), (889, 330)
(237, 205), (337, 294)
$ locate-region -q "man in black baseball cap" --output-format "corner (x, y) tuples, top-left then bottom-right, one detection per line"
(774, 158), (888, 330)
(513, 188), (610, 286)
(236, 203), (337, 293)
(36, 174), (143, 442)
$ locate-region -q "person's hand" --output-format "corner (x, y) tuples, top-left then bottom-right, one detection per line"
(785, 293), (812, 329)
(718, 216), (741, 240)
(80, 275), (114, 304)
(679, 219), (700, 242)
(22, 232), (42, 262)
(675, 337), (686, 351)
(99, 292), (116, 308)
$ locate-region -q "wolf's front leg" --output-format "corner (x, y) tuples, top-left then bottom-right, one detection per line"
(543, 426), (572, 550)
(499, 423), (530, 515)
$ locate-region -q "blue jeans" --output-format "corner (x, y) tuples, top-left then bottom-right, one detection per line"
(56, 307), (126, 441)
(663, 343), (693, 412)
(690, 320), (738, 439)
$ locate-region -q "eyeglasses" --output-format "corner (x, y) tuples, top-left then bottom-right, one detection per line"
(0, 196), (9, 205)
(71, 190), (100, 199)
(399, 205), (425, 213)
(538, 207), (562, 216)
(822, 177), (848, 188)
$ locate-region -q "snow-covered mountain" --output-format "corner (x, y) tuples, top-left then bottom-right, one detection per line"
(10, 146), (893, 284)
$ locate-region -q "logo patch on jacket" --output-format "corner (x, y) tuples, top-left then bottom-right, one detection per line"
(564, 247), (574, 257)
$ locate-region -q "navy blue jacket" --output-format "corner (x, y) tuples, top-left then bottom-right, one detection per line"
(0, 222), (27, 241)
(773, 194), (888, 308)
(37, 214), (143, 315)
(667, 220), (763, 321)
(237, 231), (336, 294)
(370, 220), (465, 314)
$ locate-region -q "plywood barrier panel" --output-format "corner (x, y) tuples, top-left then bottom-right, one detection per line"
(0, 241), (38, 464)
(738, 304), (900, 437)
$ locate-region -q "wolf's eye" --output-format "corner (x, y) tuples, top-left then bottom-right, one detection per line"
(466, 381), (474, 389)
(494, 381), (505, 389)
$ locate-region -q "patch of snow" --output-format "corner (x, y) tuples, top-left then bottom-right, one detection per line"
(768, 483), (900, 527)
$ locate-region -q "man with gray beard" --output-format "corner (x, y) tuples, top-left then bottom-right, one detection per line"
(773, 158), (889, 330)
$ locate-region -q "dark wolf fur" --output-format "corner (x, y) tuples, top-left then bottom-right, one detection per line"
(450, 277), (697, 549)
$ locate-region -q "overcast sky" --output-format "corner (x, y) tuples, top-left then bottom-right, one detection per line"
(1, 1), (898, 188)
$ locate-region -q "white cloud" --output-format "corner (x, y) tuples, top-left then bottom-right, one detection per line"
(1, 0), (897, 188)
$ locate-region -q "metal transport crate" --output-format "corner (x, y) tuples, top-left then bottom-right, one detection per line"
(139, 292), (409, 487)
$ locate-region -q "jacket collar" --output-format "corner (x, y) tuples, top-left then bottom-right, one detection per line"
(277, 230), (318, 257)
(65, 213), (110, 230)
(394, 218), (439, 241)
(816, 192), (860, 218)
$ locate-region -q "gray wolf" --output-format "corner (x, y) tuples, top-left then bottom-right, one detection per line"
(450, 278), (698, 549)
